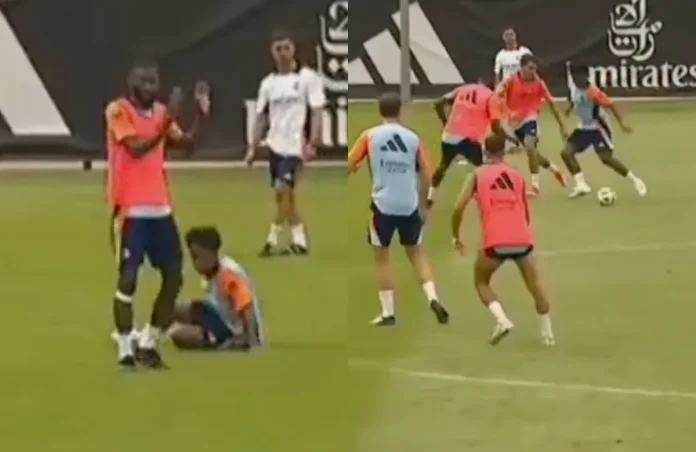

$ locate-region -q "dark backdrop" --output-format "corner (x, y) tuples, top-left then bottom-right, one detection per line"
(0, 0), (347, 159)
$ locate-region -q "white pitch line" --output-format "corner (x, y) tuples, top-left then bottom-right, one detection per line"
(376, 365), (696, 400)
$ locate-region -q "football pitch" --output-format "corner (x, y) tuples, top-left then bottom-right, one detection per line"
(1, 100), (695, 451)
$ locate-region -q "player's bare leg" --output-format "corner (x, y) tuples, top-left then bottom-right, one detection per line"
(523, 136), (566, 196)
(515, 254), (555, 345)
(473, 252), (514, 344)
(404, 246), (449, 324)
(427, 150), (457, 207)
(371, 247), (397, 326)
(597, 150), (647, 196)
(137, 267), (182, 368)
(287, 186), (309, 255)
(261, 186), (289, 257)
(113, 268), (138, 368)
(561, 142), (592, 198)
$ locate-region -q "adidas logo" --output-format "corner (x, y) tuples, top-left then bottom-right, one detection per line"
(379, 134), (409, 153)
(348, 2), (463, 85)
(490, 172), (516, 191)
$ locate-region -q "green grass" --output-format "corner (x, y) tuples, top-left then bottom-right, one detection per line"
(348, 101), (696, 451)
(0, 169), (370, 452)
(2, 99), (696, 451)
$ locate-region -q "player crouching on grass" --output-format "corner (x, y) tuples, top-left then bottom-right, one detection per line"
(162, 226), (264, 351)
(245, 30), (326, 258)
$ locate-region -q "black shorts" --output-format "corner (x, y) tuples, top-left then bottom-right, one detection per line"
(513, 120), (539, 142)
(484, 245), (534, 261)
(441, 139), (484, 166)
(269, 151), (302, 188)
(368, 204), (423, 248)
(114, 213), (183, 271)
(567, 128), (614, 153)
(191, 301), (237, 349)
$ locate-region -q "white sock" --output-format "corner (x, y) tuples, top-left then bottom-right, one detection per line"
(422, 281), (438, 302)
(540, 313), (554, 336)
(378, 290), (395, 317)
(266, 223), (283, 246)
(626, 171), (639, 183)
(117, 333), (134, 359)
(531, 174), (540, 187)
(138, 324), (161, 350)
(427, 186), (436, 201)
(488, 301), (510, 324)
(574, 172), (587, 186)
(291, 224), (307, 248)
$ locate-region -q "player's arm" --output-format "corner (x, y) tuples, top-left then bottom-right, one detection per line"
(494, 51), (503, 85)
(564, 63), (575, 117)
(105, 102), (165, 158)
(434, 87), (458, 125)
(487, 96), (518, 145)
(451, 172), (477, 252)
(166, 81), (211, 153)
(246, 79), (270, 164)
(225, 275), (258, 350)
(540, 80), (568, 137)
(306, 70), (327, 149)
(347, 132), (369, 174)
(589, 85), (631, 133)
(417, 143), (433, 206)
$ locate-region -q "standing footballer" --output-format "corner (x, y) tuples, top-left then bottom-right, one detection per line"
(494, 28), (532, 84)
(106, 62), (210, 369)
(246, 30), (326, 257)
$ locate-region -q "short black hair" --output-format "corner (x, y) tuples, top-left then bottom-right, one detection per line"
(570, 62), (589, 76)
(185, 226), (222, 251)
(271, 29), (295, 43)
(520, 54), (538, 66)
(378, 92), (402, 118)
(485, 133), (507, 156)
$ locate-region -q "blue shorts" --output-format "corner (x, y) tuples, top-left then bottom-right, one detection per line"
(514, 121), (539, 142)
(441, 139), (483, 166)
(567, 128), (614, 153)
(115, 214), (182, 271)
(194, 301), (235, 348)
(368, 203), (423, 248)
(269, 151), (302, 188)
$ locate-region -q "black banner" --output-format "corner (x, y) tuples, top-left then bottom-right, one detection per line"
(0, 0), (347, 159)
(349, 0), (696, 98)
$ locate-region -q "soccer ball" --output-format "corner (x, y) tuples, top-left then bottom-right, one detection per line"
(597, 187), (617, 206)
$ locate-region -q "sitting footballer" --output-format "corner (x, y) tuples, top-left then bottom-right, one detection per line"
(163, 226), (265, 351)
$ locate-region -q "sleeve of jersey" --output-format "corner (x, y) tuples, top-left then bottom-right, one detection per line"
(348, 133), (370, 170)
(105, 102), (137, 143)
(255, 78), (270, 114)
(588, 86), (613, 107)
(306, 70), (327, 109)
(223, 272), (253, 314)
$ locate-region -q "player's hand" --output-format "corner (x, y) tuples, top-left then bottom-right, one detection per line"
(453, 237), (466, 255)
(244, 145), (256, 166)
(303, 143), (317, 162)
(620, 123), (633, 134)
(193, 80), (211, 116)
(167, 86), (184, 120)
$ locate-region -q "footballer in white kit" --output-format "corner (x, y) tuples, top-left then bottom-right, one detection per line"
(494, 28), (532, 83)
(246, 31), (326, 257)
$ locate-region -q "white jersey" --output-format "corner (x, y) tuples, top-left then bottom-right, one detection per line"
(494, 46), (532, 81)
(256, 67), (326, 157)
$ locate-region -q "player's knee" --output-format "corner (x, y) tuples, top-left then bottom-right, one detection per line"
(560, 147), (574, 160)
(117, 268), (138, 298)
(161, 269), (183, 296)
